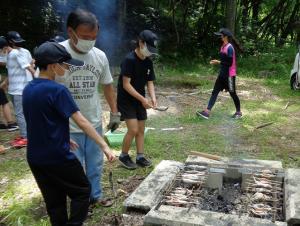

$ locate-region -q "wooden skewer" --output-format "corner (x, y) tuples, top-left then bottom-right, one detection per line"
(189, 151), (222, 161)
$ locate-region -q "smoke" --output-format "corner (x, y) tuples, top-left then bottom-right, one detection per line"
(53, 0), (122, 65)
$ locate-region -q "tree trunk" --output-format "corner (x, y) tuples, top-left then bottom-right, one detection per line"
(225, 0), (237, 34)
(279, 1), (300, 46)
(241, 0), (250, 31)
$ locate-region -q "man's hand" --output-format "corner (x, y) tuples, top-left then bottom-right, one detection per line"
(107, 112), (121, 132)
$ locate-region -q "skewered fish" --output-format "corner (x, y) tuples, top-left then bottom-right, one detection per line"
(251, 192), (272, 202)
(182, 178), (202, 184)
(184, 165), (207, 171)
(249, 203), (273, 217)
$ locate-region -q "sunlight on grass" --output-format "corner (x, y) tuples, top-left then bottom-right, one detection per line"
(0, 173), (47, 225)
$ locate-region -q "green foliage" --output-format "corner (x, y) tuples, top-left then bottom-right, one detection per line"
(238, 45), (295, 78)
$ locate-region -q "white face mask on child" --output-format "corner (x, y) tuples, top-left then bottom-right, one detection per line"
(140, 43), (152, 57)
(53, 64), (69, 78)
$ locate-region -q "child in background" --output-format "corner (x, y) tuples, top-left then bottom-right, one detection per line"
(0, 36), (18, 131)
(5, 31), (35, 146)
(196, 28), (242, 119)
(117, 30), (158, 170)
(23, 42), (115, 225)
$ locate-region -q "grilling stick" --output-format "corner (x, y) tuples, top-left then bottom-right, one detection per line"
(189, 151), (221, 161)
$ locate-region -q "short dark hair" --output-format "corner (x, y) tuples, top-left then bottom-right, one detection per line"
(67, 8), (99, 31)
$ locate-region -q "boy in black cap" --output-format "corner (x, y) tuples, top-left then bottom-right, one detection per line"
(23, 42), (116, 226)
(117, 30), (158, 169)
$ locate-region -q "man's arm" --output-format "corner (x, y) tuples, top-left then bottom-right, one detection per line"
(103, 83), (118, 113)
(103, 83), (121, 132)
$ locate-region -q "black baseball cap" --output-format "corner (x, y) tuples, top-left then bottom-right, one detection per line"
(7, 31), (25, 43)
(0, 36), (8, 49)
(214, 28), (233, 37)
(35, 42), (84, 68)
(49, 35), (66, 43)
(139, 30), (158, 54)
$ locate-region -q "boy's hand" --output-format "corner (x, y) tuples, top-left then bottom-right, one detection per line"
(107, 112), (121, 132)
(70, 139), (79, 151)
(151, 98), (157, 109)
(142, 98), (153, 109)
(103, 145), (116, 162)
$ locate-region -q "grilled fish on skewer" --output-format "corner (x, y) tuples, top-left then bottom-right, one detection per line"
(184, 165), (207, 171)
(251, 192), (272, 202)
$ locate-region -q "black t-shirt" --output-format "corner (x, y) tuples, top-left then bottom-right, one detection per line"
(117, 51), (155, 105)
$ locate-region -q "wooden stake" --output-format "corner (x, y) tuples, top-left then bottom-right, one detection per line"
(189, 151), (222, 161)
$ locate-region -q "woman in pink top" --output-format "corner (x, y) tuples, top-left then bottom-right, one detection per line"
(197, 28), (242, 119)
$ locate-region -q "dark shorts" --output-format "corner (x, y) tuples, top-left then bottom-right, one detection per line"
(0, 88), (9, 105)
(118, 101), (147, 121)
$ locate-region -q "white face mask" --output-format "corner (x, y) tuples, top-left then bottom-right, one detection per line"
(54, 64), (69, 77)
(140, 43), (152, 57)
(72, 30), (96, 53)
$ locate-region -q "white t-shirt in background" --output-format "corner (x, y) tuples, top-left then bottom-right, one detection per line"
(58, 40), (113, 133)
(6, 48), (33, 95)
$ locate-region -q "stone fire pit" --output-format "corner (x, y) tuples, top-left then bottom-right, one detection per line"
(123, 156), (300, 226)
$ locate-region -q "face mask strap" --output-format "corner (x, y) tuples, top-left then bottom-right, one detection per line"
(57, 63), (69, 72)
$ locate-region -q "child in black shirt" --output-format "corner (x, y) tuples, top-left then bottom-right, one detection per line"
(117, 30), (158, 169)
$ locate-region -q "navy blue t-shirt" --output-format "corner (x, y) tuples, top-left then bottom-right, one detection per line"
(117, 51), (155, 105)
(23, 78), (79, 165)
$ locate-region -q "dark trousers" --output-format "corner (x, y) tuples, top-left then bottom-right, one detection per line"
(28, 159), (91, 226)
(207, 76), (241, 112)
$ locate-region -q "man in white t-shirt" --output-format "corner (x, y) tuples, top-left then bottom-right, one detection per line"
(58, 9), (120, 206)
(5, 31), (35, 147)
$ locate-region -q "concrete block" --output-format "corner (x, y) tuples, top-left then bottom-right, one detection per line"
(186, 155), (283, 170)
(228, 159), (283, 169)
(285, 168), (300, 225)
(144, 205), (287, 226)
(205, 173), (223, 191)
(124, 160), (183, 211)
(225, 168), (241, 180)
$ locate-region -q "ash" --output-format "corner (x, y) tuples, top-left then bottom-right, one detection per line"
(196, 183), (247, 215)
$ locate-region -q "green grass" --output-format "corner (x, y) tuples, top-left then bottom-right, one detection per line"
(1, 48), (300, 225)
